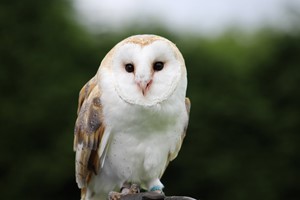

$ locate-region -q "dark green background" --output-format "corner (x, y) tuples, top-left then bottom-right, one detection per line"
(1, 1), (299, 200)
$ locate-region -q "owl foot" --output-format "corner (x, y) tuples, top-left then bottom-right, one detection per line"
(128, 183), (140, 194)
(108, 183), (140, 200)
(149, 185), (164, 195)
(108, 191), (122, 200)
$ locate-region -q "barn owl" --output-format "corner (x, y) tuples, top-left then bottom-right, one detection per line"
(74, 34), (190, 200)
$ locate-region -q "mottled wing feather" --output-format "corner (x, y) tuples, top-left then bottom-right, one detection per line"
(160, 98), (191, 178)
(74, 76), (105, 188)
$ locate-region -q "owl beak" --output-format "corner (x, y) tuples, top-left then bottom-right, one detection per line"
(136, 79), (152, 96)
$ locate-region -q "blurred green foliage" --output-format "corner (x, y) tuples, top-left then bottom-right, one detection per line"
(1, 1), (299, 200)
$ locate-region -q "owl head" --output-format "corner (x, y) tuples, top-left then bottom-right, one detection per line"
(97, 34), (187, 107)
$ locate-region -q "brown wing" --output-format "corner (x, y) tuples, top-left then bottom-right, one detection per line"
(73, 76), (105, 188)
(160, 97), (191, 178)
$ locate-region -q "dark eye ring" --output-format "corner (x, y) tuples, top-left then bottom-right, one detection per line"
(125, 63), (134, 73)
(153, 62), (164, 71)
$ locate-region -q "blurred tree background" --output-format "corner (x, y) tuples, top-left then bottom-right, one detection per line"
(0, 0), (299, 200)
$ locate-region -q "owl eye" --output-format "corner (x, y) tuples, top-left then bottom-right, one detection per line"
(125, 63), (134, 73)
(153, 62), (164, 71)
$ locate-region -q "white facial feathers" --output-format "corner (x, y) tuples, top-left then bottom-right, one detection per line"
(98, 35), (187, 106)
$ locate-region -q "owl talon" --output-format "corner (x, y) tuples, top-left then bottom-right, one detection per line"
(120, 182), (140, 194)
(129, 183), (140, 194)
(108, 191), (122, 200)
(109, 183), (141, 200)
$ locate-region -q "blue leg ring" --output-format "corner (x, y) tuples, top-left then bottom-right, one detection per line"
(150, 185), (163, 192)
